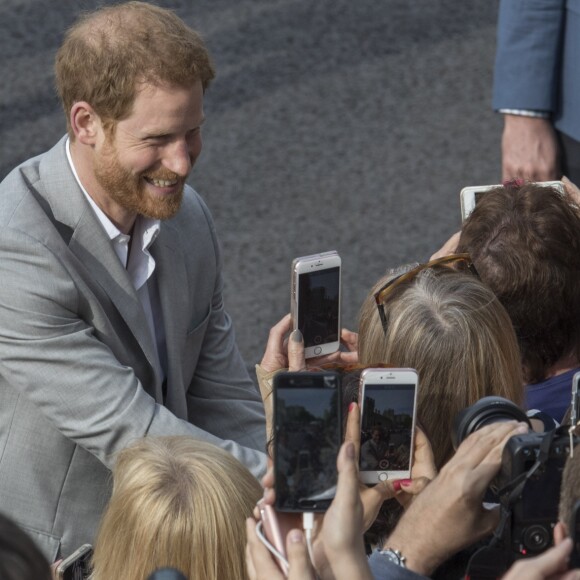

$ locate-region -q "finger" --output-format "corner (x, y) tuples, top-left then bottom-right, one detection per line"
(286, 529), (315, 580)
(262, 487), (275, 506)
(469, 422), (529, 487)
(336, 350), (359, 365)
(505, 538), (573, 580)
(261, 460), (274, 489)
(412, 427), (437, 480)
(533, 537), (573, 575)
(344, 402), (361, 463)
(340, 329), (359, 352)
(334, 441), (361, 511)
(246, 518), (286, 580)
(288, 329), (306, 371)
(398, 476), (430, 497)
(453, 421), (527, 467)
(260, 314), (292, 371)
(563, 175), (580, 206)
(476, 506), (501, 540)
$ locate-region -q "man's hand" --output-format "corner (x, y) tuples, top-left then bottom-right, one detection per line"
(501, 538), (580, 580)
(385, 421), (529, 576)
(502, 115), (560, 181)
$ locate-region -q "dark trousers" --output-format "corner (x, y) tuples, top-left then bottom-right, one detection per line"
(559, 130), (580, 184)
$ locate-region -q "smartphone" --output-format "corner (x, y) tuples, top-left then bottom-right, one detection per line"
(55, 544), (93, 580)
(358, 368), (418, 484)
(274, 371), (342, 512)
(571, 372), (580, 427)
(460, 180), (566, 221)
(257, 499), (289, 575)
(291, 251), (341, 359)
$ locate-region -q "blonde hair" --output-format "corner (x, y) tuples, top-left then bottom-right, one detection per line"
(91, 437), (262, 580)
(55, 1), (215, 136)
(359, 266), (523, 469)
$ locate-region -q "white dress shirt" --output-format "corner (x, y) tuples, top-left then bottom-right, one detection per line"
(66, 138), (167, 382)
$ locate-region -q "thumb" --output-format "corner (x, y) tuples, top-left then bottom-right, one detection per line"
(288, 330), (306, 371)
(286, 529), (315, 580)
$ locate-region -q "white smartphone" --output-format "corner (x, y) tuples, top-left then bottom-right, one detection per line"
(460, 180), (566, 221)
(291, 251), (341, 359)
(358, 368), (418, 484)
(55, 543), (93, 580)
(571, 372), (580, 427)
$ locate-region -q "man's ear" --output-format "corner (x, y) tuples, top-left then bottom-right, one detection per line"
(70, 102), (102, 146)
(554, 520), (568, 545)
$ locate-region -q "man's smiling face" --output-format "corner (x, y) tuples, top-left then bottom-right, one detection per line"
(92, 80), (205, 223)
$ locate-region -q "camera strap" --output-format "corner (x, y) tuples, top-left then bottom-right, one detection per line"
(495, 427), (557, 505)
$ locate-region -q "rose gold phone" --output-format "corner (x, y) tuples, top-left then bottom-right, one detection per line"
(258, 499), (289, 575)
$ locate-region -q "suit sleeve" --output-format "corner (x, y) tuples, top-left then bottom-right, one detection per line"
(0, 227), (267, 477)
(492, 0), (565, 112)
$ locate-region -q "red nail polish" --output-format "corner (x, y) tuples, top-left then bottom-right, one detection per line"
(399, 479), (412, 487)
(348, 402), (356, 412)
(392, 480), (402, 492)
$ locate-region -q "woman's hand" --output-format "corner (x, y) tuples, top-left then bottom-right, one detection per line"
(260, 314), (359, 374)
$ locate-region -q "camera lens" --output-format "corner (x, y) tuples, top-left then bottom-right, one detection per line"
(522, 525), (550, 553)
(452, 396), (530, 449)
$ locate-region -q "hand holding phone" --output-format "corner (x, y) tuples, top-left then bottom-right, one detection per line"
(55, 544), (93, 580)
(358, 368), (418, 484)
(274, 371), (342, 512)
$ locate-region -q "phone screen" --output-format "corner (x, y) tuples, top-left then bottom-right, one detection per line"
(473, 190), (487, 206)
(58, 547), (93, 580)
(297, 267), (340, 348)
(274, 372), (341, 512)
(360, 384), (415, 472)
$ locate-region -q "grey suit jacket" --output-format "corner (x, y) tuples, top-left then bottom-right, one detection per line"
(0, 137), (267, 560)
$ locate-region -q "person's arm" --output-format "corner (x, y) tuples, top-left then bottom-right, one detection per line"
(501, 115), (560, 181)
(501, 538), (579, 580)
(0, 226), (266, 476)
(374, 421), (529, 577)
(493, 0), (565, 180)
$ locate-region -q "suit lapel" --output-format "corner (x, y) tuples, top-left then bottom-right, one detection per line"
(35, 137), (160, 377)
(150, 222), (189, 412)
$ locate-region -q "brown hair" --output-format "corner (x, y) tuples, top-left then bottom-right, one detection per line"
(55, 1), (215, 135)
(91, 437), (261, 580)
(359, 266), (523, 469)
(458, 182), (580, 383)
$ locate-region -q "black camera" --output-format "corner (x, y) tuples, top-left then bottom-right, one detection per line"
(453, 397), (578, 577)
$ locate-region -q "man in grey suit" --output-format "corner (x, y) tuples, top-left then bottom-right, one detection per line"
(0, 1), (266, 561)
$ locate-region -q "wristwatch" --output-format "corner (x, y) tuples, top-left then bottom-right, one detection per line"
(378, 547), (407, 568)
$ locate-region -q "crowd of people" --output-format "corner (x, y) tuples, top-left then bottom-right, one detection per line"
(2, 1), (580, 579)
